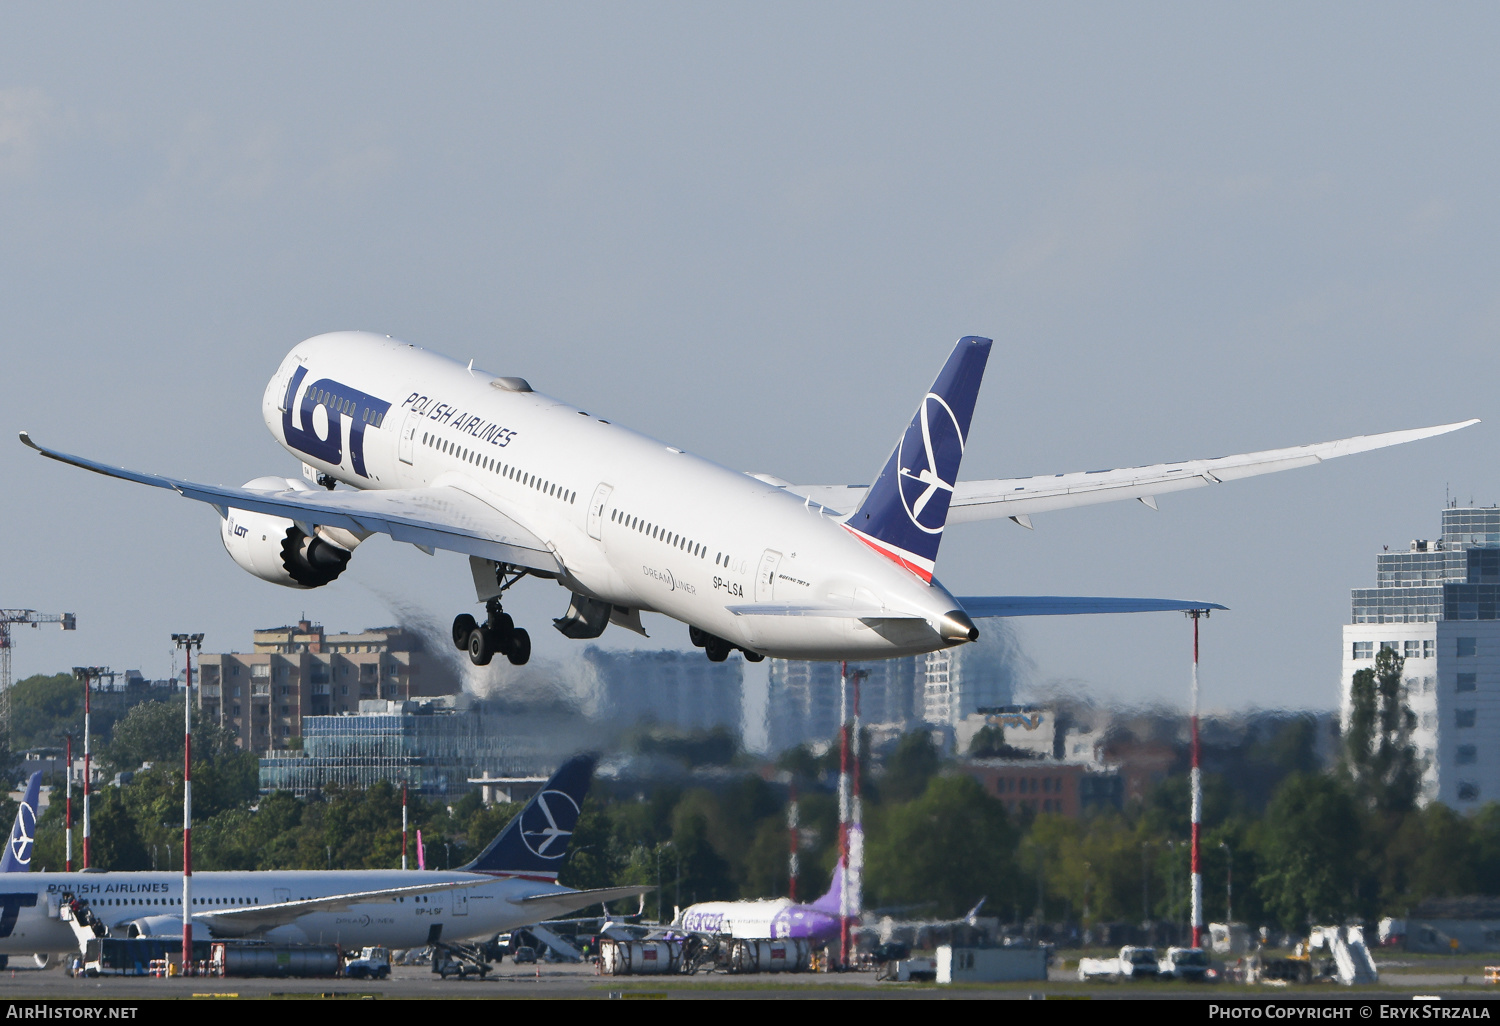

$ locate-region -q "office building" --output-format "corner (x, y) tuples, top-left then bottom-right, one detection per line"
(1341, 507), (1500, 808)
(198, 620), (454, 753)
(578, 646), (743, 734)
(766, 627), (1022, 753)
(258, 698), (548, 797)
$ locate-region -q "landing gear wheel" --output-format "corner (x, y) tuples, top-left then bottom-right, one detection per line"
(452, 613), (479, 650)
(742, 650), (765, 663)
(489, 611), (514, 637)
(467, 627), (495, 666)
(506, 628), (532, 666)
(704, 640), (730, 662)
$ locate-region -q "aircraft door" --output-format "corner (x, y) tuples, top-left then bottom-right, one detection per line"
(755, 549), (782, 603)
(273, 888), (290, 904)
(397, 411), (419, 465)
(452, 892), (468, 917)
(587, 483), (613, 541)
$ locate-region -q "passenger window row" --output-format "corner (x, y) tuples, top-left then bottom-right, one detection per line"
(307, 387), (386, 428)
(421, 432), (577, 505)
(609, 508), (712, 560)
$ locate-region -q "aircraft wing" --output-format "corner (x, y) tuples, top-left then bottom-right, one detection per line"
(505, 884), (655, 924)
(790, 420), (1478, 524)
(197, 878), (496, 938)
(19, 432), (560, 573)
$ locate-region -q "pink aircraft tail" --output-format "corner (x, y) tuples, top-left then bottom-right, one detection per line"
(417, 829), (426, 870)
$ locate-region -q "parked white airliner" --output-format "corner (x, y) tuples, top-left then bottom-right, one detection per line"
(20, 332), (1476, 664)
(0, 756), (643, 957)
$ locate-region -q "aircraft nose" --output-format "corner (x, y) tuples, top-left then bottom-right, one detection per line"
(938, 609), (979, 643)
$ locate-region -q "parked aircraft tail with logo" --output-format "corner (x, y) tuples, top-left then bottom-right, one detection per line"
(458, 754), (593, 878)
(0, 773), (40, 874)
(844, 336), (992, 582)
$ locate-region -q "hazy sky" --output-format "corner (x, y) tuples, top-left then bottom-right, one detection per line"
(3, 4), (1498, 716)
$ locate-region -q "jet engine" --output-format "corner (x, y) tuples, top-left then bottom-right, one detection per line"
(124, 915), (188, 938)
(219, 477), (367, 589)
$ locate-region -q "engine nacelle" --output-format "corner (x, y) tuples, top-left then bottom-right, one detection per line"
(124, 915), (187, 938)
(220, 477), (364, 589)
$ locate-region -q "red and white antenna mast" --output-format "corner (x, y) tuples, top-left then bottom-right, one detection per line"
(1186, 609), (1209, 949)
(173, 633), (204, 975)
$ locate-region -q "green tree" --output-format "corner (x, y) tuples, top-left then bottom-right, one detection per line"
(1345, 647), (1421, 813)
(87, 786), (150, 871)
(9, 673), (83, 753)
(866, 774), (1018, 918)
(881, 731), (940, 803)
(669, 802), (734, 907)
(1256, 773), (1362, 931)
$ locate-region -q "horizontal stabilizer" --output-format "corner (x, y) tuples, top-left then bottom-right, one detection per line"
(958, 596), (1226, 617)
(509, 884), (655, 907)
(506, 885), (654, 926)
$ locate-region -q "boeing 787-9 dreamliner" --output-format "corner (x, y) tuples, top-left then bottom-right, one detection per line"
(20, 332), (1476, 664)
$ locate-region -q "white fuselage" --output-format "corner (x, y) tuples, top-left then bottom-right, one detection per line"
(263, 332), (969, 660)
(0, 870), (570, 955)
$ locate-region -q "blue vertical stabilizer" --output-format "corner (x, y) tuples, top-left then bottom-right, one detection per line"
(1, 772), (41, 873)
(845, 337), (991, 581)
(457, 755), (594, 877)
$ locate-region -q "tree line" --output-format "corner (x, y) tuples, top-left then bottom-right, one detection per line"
(7, 660), (1497, 936)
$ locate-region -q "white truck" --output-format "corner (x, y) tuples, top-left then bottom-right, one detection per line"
(1077, 945), (1160, 981)
(1158, 946), (1212, 981)
(343, 946), (391, 980)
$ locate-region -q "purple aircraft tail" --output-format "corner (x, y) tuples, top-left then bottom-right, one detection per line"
(808, 857), (847, 914)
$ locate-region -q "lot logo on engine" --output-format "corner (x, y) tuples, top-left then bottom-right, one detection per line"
(282, 365), (392, 479)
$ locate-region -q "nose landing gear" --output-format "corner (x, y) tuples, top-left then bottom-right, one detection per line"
(453, 599), (531, 667)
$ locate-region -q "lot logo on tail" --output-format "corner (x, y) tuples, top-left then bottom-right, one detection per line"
(458, 754), (595, 877)
(845, 336), (991, 581)
(520, 790), (580, 859)
(8, 804), (32, 868)
(898, 393), (965, 534)
(1, 772), (40, 874)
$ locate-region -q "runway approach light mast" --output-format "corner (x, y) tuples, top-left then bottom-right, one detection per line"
(0, 609), (77, 741)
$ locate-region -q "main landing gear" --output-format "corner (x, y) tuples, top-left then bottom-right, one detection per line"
(453, 598), (532, 667)
(688, 626), (764, 664)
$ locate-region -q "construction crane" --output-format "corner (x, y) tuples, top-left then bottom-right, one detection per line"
(1, 610), (77, 745)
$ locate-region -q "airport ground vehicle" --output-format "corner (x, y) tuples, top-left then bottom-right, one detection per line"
(344, 946), (391, 979)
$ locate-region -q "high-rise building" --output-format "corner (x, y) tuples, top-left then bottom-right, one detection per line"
(198, 620), (453, 753)
(765, 656), (919, 753)
(765, 628), (1024, 753)
(1341, 507), (1500, 809)
(578, 646), (743, 734)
